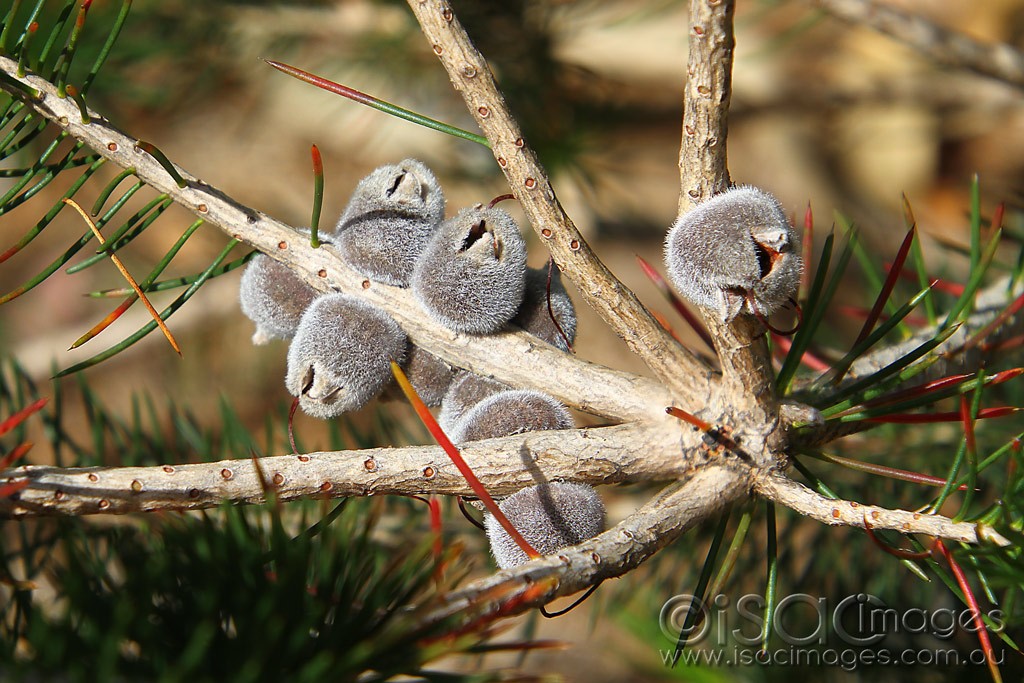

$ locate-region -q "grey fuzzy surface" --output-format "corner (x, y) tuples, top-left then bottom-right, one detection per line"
(664, 186), (802, 321)
(437, 371), (507, 434)
(238, 254), (318, 344)
(450, 388), (573, 444)
(411, 206), (527, 334)
(485, 482), (606, 569)
(512, 266), (576, 351)
(285, 293), (407, 418)
(380, 344), (455, 408)
(335, 159), (445, 287)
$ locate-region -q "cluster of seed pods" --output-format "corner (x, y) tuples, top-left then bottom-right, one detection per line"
(238, 158), (604, 567)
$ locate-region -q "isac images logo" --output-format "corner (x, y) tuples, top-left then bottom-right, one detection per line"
(658, 592), (1005, 670)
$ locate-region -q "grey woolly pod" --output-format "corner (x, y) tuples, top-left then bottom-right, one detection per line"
(664, 186), (802, 322)
(381, 344), (455, 408)
(334, 159), (445, 287)
(411, 205), (528, 334)
(450, 389), (573, 444)
(437, 371), (507, 434)
(285, 293), (407, 419)
(512, 266), (577, 351)
(238, 253), (318, 345)
(485, 482), (605, 569)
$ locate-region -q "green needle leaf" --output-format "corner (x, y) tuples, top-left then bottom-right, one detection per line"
(71, 219), (204, 348)
(0, 155), (105, 264)
(821, 323), (960, 411)
(81, 0), (131, 95)
(942, 227), (1003, 328)
(264, 59), (490, 148)
(66, 195), (171, 274)
(817, 282), (935, 391)
(54, 239), (241, 377)
(85, 251), (256, 297)
(761, 502), (778, 655)
(0, 0), (25, 56)
(777, 230), (836, 393)
(0, 178), (142, 301)
(672, 509), (730, 664)
(903, 194), (938, 325)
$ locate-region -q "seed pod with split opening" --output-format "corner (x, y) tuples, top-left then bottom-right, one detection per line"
(335, 159), (445, 287)
(485, 482), (605, 569)
(664, 186), (801, 322)
(285, 293), (407, 418)
(411, 205), (527, 334)
(512, 266), (576, 351)
(438, 371), (507, 434)
(239, 253), (319, 345)
(450, 389), (573, 443)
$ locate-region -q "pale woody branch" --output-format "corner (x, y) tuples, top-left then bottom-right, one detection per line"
(0, 423), (696, 519)
(0, 0), (1019, 628)
(0, 55), (670, 425)
(813, 0), (1024, 90)
(383, 0), (1019, 624)
(678, 0), (734, 212)
(754, 473), (1011, 547)
(423, 465), (752, 628)
(674, 0), (778, 424)
(419, 463), (1013, 630)
(404, 1), (713, 404)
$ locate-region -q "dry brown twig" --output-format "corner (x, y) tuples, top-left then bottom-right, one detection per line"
(0, 0), (1018, 628)
(813, 0), (1024, 90)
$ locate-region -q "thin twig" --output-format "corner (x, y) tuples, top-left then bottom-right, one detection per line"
(0, 422), (694, 518)
(678, 0), (734, 212)
(813, 0), (1024, 90)
(753, 472), (1011, 546)
(673, 0), (779, 439)
(403, 1), (713, 403)
(0, 55), (669, 424)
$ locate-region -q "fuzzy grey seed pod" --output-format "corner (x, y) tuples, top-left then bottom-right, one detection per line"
(285, 293), (407, 418)
(437, 371), (507, 434)
(450, 389), (573, 444)
(334, 159), (445, 287)
(485, 482), (605, 569)
(512, 266), (577, 351)
(238, 253), (319, 345)
(664, 186), (802, 322)
(411, 205), (528, 334)
(380, 344), (455, 408)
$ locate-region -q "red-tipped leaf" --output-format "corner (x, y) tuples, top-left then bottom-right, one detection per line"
(863, 407), (1019, 424)
(636, 255), (716, 351)
(0, 398), (48, 437)
(935, 540), (1003, 683)
(390, 362), (540, 560)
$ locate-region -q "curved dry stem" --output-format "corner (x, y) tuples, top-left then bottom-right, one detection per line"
(813, 0), (1024, 90)
(0, 55), (667, 424)
(419, 465), (751, 629)
(404, 1), (713, 404)
(416, 461), (1009, 628)
(754, 472), (1011, 547)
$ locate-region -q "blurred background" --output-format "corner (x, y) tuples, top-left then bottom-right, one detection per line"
(2, 1), (1023, 680)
